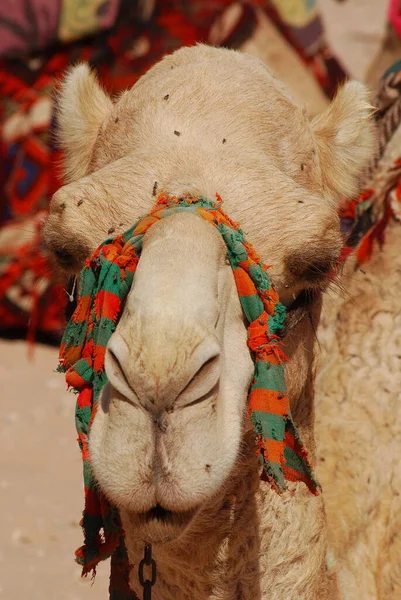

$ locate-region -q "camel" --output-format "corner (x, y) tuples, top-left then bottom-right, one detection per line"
(43, 45), (375, 599)
(315, 116), (401, 597)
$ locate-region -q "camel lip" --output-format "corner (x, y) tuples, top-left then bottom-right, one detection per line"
(141, 504), (197, 526)
(145, 504), (174, 523)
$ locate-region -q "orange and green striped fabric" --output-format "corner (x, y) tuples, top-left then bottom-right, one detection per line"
(58, 193), (318, 592)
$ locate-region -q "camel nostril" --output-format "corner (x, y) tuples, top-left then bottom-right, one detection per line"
(106, 343), (137, 402)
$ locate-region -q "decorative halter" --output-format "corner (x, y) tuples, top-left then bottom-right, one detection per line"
(58, 194), (318, 597)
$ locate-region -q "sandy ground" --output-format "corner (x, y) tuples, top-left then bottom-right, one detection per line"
(0, 342), (110, 599)
(0, 2), (389, 598)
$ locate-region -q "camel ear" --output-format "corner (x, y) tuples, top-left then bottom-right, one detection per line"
(57, 63), (113, 183)
(311, 81), (376, 199)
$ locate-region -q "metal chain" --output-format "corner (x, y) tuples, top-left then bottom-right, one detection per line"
(139, 544), (156, 600)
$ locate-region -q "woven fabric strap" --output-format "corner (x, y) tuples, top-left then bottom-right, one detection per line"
(58, 194), (318, 589)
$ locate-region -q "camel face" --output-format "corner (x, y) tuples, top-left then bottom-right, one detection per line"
(44, 45), (372, 304)
(44, 46), (374, 545)
(89, 212), (254, 541)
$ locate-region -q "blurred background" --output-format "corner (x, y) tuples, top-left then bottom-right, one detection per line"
(0, 0), (393, 598)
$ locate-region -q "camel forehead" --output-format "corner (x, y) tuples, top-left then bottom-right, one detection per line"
(117, 45), (298, 120)
(92, 45), (310, 171)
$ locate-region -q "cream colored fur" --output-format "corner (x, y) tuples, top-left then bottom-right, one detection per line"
(316, 230), (401, 600)
(57, 64), (113, 183)
(315, 125), (401, 600)
(44, 45), (376, 599)
(311, 81), (375, 201)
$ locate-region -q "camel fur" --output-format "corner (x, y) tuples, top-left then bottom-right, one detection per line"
(44, 45), (375, 599)
(315, 121), (401, 600)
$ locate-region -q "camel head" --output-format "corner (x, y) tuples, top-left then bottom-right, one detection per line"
(44, 45), (374, 543)
(90, 209), (255, 542)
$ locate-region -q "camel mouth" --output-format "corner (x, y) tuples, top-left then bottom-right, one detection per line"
(141, 504), (197, 527)
(128, 504), (200, 542)
(146, 505), (175, 523)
